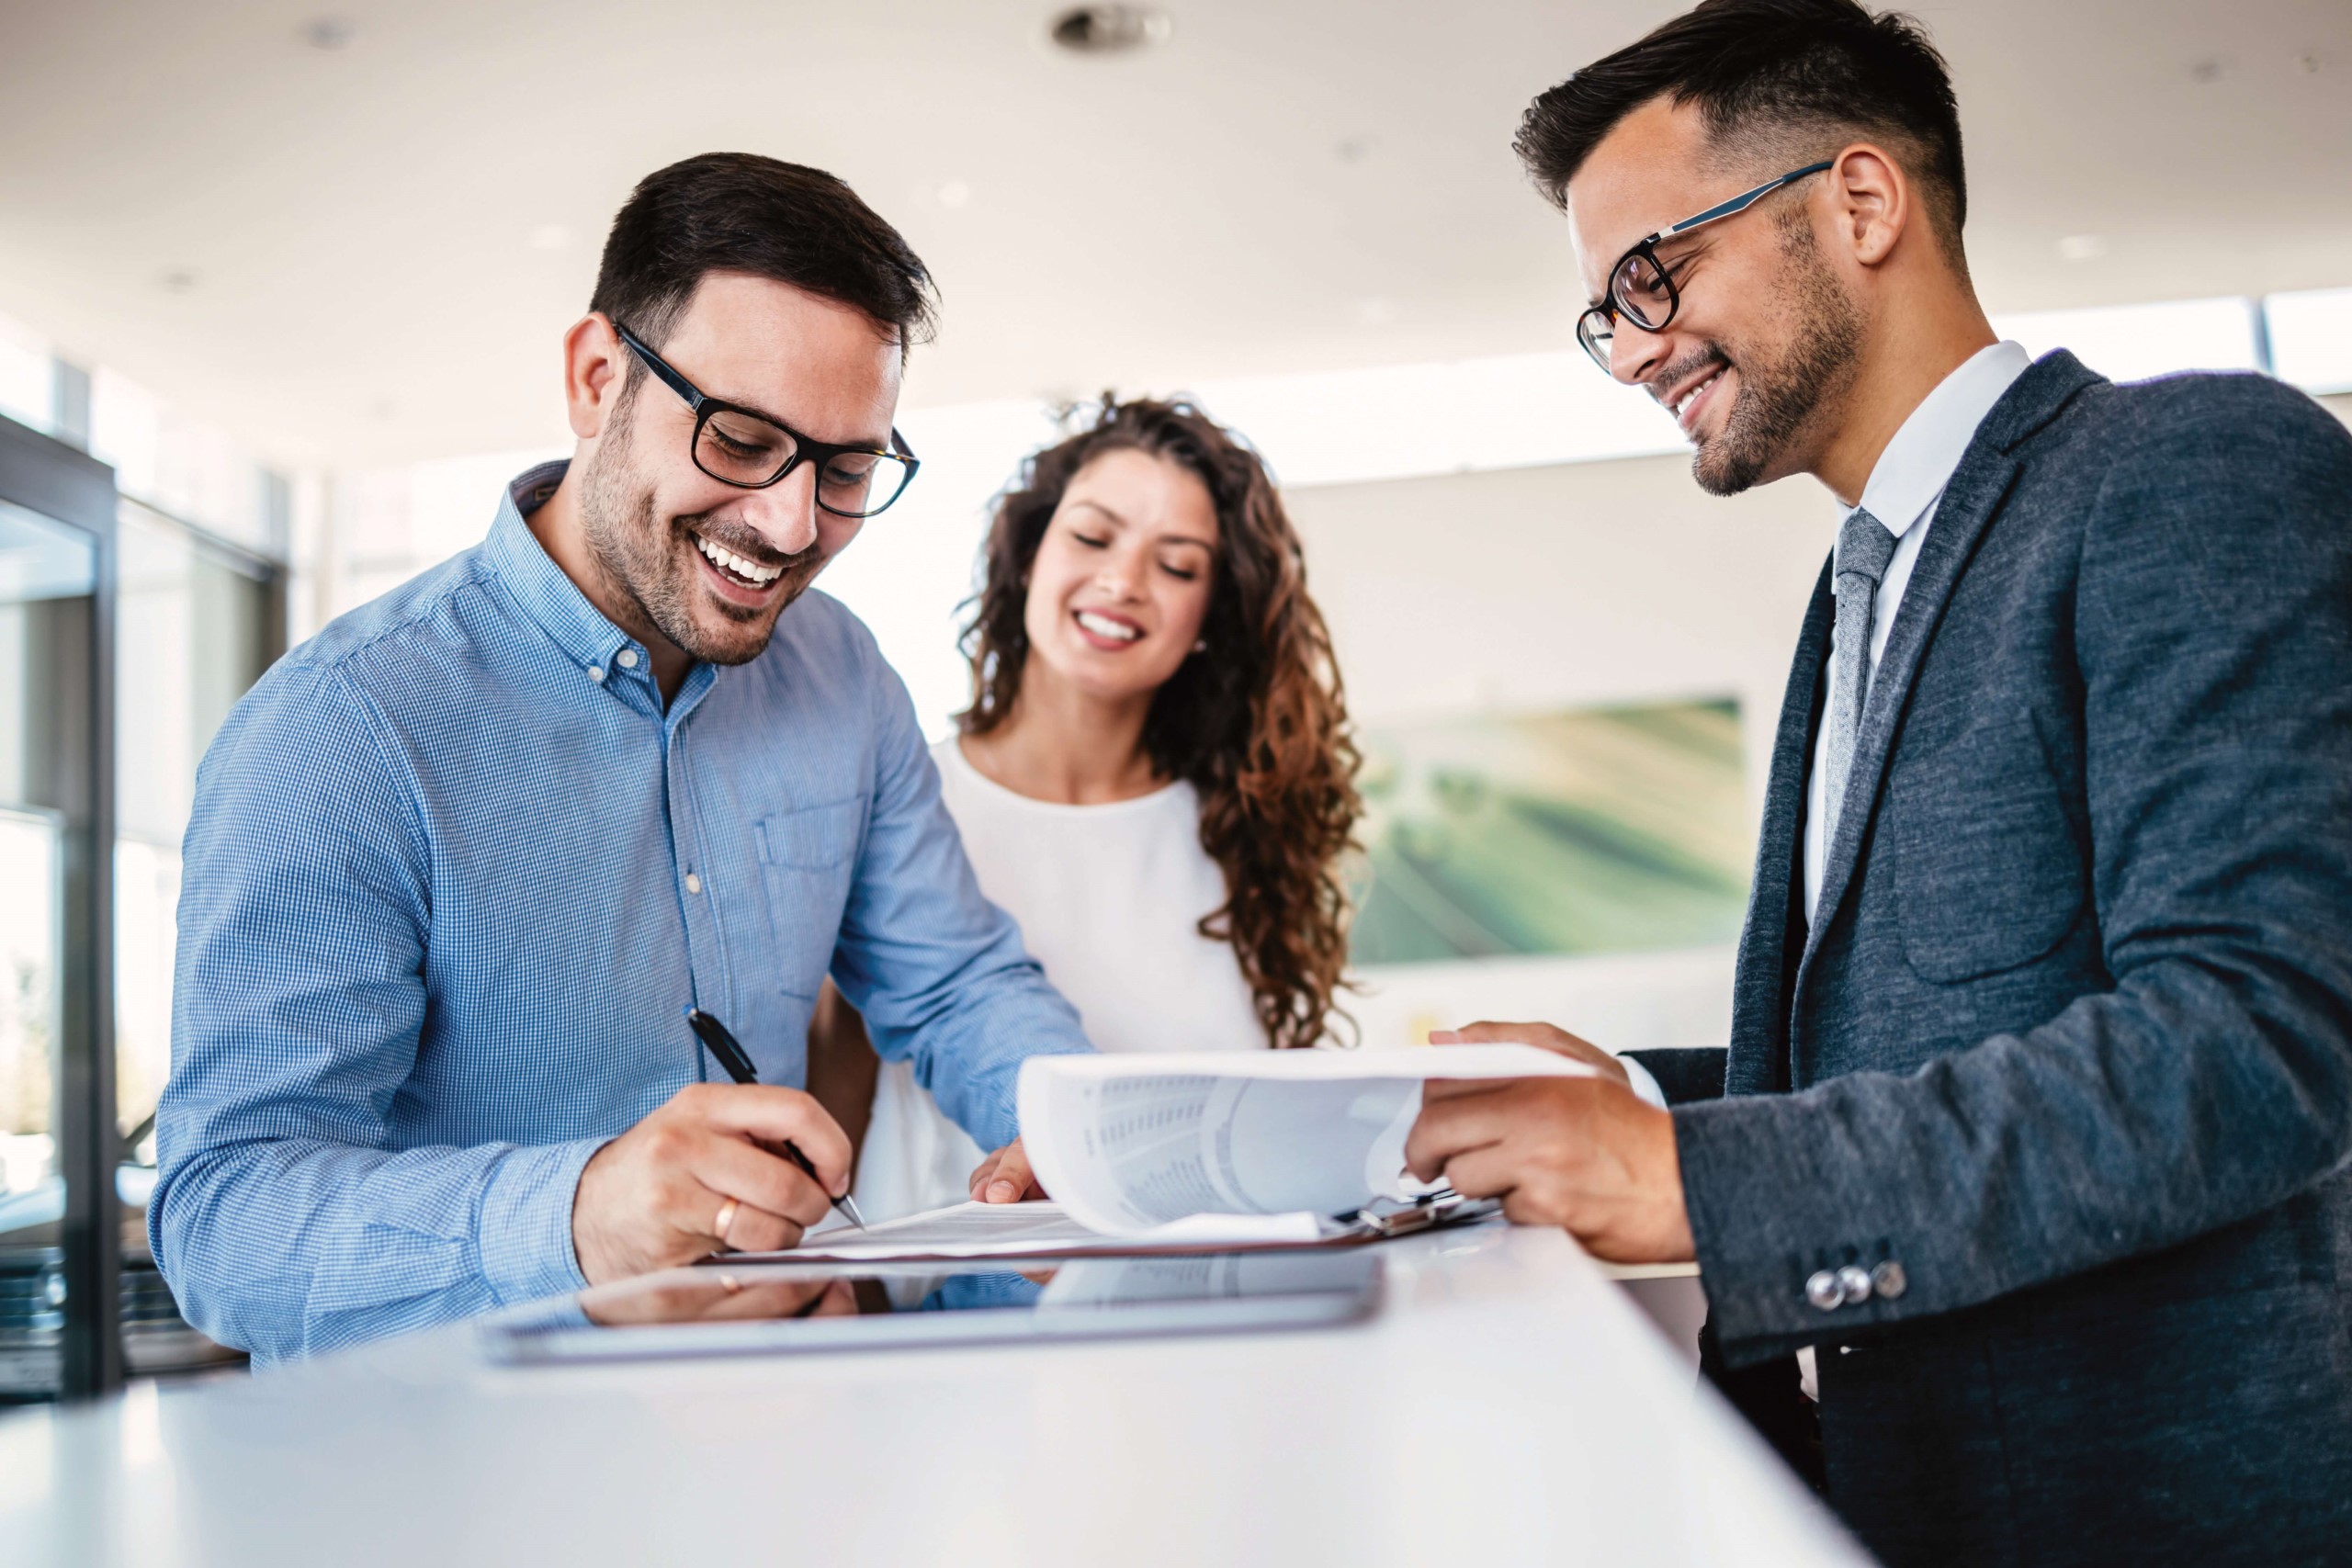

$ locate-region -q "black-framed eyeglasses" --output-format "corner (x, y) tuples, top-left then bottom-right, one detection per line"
(1575, 161), (1834, 374)
(612, 321), (921, 518)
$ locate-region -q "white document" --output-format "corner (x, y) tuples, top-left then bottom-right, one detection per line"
(743, 1200), (1322, 1264)
(1018, 1043), (1591, 1236)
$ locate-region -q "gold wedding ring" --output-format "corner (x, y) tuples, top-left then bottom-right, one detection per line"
(713, 1196), (741, 1247)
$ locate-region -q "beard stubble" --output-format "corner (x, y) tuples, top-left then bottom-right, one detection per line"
(1690, 217), (1866, 497)
(576, 393), (826, 668)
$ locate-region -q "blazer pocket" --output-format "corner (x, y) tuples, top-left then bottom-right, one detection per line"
(1887, 709), (2086, 983)
(757, 801), (865, 998)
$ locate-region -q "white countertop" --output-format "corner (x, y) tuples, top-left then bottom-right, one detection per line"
(2, 1223), (1866, 1566)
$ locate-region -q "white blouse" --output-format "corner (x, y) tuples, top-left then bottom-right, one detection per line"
(852, 737), (1267, 1222)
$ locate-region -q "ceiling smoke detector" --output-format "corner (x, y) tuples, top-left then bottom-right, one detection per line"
(1048, 6), (1171, 55)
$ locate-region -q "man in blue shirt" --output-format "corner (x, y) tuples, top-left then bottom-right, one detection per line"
(152, 153), (1091, 1362)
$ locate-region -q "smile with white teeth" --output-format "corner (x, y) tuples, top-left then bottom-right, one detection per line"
(1674, 368), (1725, 423)
(695, 534), (783, 586)
(1075, 610), (1141, 643)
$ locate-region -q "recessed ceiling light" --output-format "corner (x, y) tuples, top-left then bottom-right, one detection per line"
(528, 224), (572, 251)
(300, 17), (356, 50)
(2056, 234), (2107, 262)
(935, 180), (973, 209)
(1048, 6), (1171, 54)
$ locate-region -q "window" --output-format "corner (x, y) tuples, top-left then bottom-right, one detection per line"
(1, 401), (283, 1403)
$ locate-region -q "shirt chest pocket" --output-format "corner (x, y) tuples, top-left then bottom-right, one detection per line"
(1885, 707), (2089, 984)
(755, 801), (865, 1000)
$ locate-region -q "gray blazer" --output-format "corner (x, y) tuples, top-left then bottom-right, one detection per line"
(1630, 352), (2352, 1566)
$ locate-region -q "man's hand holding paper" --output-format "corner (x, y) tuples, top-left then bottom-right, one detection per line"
(1398, 1020), (1691, 1264)
(1407, 1049), (1692, 1266)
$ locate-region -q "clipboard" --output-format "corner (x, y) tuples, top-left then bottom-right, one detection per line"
(703, 1189), (1505, 1269)
(1330, 1188), (1505, 1242)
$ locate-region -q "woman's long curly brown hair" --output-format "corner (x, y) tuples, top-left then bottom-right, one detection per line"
(961, 396), (1362, 1049)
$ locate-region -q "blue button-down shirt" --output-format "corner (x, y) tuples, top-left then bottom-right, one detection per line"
(152, 462), (1090, 1363)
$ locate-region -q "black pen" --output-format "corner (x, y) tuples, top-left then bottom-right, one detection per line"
(684, 1005), (865, 1230)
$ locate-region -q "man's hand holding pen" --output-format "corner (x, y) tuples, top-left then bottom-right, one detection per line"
(571, 1082), (854, 1286)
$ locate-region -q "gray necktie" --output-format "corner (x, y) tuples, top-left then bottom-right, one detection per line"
(1823, 507), (1898, 850)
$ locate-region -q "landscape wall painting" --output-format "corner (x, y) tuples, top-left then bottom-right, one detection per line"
(1348, 698), (1752, 967)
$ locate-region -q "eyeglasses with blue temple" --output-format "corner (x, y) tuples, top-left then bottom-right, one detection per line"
(1575, 161), (1835, 374)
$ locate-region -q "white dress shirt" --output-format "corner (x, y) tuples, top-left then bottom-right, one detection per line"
(1802, 341), (2032, 922)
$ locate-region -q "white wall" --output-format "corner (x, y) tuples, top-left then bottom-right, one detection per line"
(1286, 449), (1831, 795)
(1286, 451), (1832, 1053)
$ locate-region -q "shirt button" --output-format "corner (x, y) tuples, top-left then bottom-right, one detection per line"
(1804, 1269), (1844, 1312)
(1870, 1260), (1907, 1300)
(1837, 1265), (1873, 1305)
(684, 872), (703, 895)
(587, 666), (605, 682)
(617, 649), (639, 669)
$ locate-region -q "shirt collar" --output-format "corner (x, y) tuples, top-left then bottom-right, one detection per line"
(1848, 339), (2034, 538)
(480, 459), (650, 684)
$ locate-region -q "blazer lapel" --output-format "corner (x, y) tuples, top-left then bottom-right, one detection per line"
(1724, 559), (1834, 1098)
(1794, 351), (2103, 986)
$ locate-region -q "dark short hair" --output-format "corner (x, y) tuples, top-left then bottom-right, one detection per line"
(588, 152), (937, 362)
(1514, 0), (1967, 262)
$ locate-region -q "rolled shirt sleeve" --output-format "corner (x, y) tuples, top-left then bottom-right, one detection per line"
(150, 662), (601, 1362)
(827, 650), (1094, 1152)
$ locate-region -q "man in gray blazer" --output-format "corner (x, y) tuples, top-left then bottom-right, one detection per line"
(1404, 1), (2352, 1560)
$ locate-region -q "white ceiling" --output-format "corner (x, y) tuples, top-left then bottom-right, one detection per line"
(0, 0), (2346, 469)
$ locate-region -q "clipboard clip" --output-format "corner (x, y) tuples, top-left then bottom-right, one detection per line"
(1336, 1186), (1502, 1239)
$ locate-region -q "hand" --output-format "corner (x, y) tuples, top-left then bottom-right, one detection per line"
(1430, 1020), (1632, 1091)
(571, 1083), (853, 1285)
(1405, 1072), (1694, 1264)
(967, 1137), (1047, 1204)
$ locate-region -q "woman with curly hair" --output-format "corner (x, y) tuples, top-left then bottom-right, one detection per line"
(842, 394), (1363, 1221)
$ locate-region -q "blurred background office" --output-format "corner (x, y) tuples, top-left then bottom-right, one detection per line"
(2, 0), (2347, 1402)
